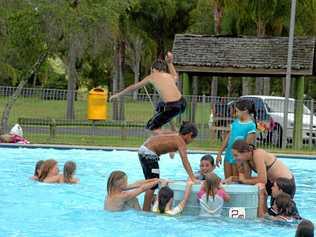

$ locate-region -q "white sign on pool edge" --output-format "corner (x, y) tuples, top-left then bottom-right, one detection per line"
(229, 207), (246, 219)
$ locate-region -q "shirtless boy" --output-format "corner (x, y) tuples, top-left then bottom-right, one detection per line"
(109, 52), (185, 134)
(138, 121), (198, 211)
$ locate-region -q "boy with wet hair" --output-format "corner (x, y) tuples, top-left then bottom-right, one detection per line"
(138, 121), (198, 211)
(110, 52), (186, 134)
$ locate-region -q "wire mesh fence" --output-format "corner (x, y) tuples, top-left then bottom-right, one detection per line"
(0, 86), (315, 151)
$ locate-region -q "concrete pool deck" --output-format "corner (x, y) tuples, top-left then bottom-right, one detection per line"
(0, 143), (316, 159)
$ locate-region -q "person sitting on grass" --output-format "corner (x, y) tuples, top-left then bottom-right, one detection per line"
(30, 160), (44, 181)
(105, 170), (159, 212)
(152, 179), (193, 216)
(59, 161), (79, 184)
(195, 154), (216, 180)
(38, 159), (60, 183)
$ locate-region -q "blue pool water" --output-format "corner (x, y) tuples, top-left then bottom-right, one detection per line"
(0, 147), (315, 237)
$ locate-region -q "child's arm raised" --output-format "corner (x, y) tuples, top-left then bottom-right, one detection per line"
(176, 137), (197, 183)
(165, 52), (178, 81)
(122, 180), (159, 202)
(173, 180), (194, 213)
(216, 131), (230, 167)
(125, 178), (159, 190)
(110, 76), (151, 101)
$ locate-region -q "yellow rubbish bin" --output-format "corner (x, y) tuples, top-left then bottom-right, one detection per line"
(87, 88), (108, 120)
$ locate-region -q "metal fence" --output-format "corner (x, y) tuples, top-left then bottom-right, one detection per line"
(0, 86), (315, 151)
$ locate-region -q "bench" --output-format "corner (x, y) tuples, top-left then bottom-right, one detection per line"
(18, 117), (145, 139)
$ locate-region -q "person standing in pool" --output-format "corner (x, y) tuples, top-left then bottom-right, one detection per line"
(110, 52), (185, 135)
(138, 121), (198, 211)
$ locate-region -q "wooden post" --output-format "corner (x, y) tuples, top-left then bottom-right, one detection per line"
(293, 76), (304, 149)
(182, 73), (191, 121)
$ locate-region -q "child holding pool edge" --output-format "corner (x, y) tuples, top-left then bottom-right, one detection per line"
(195, 154), (215, 180)
(197, 173), (230, 216)
(216, 99), (257, 178)
(152, 179), (193, 216)
(105, 170), (159, 212)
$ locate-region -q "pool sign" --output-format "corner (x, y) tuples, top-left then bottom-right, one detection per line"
(229, 207), (246, 219)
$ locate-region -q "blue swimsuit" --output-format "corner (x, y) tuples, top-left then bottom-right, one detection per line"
(224, 119), (256, 164)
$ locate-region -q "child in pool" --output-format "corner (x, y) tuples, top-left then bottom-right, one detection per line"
(197, 173), (230, 216)
(195, 154), (215, 180)
(259, 190), (300, 223)
(38, 159), (60, 183)
(268, 177), (299, 217)
(152, 179), (193, 216)
(105, 170), (159, 211)
(296, 219), (314, 237)
(60, 161), (79, 184)
(30, 160), (44, 181)
(216, 99), (257, 178)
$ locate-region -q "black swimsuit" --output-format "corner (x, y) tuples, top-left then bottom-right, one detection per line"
(247, 155), (296, 199)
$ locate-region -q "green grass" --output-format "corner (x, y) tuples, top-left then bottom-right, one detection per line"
(0, 97), (210, 126)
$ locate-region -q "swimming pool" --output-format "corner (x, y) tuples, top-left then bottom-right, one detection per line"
(0, 147), (315, 237)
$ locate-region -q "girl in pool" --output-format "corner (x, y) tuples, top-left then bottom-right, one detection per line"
(152, 179), (193, 216)
(216, 99), (257, 178)
(30, 160), (44, 181)
(60, 161), (79, 184)
(259, 192), (300, 223)
(195, 154), (215, 180)
(232, 140), (295, 207)
(105, 170), (159, 211)
(197, 173), (230, 216)
(38, 159), (60, 183)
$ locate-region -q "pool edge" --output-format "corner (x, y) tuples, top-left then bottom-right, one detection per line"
(0, 143), (315, 159)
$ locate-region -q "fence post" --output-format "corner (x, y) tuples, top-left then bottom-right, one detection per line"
(49, 118), (56, 138)
(309, 99), (314, 149)
(293, 76), (304, 149)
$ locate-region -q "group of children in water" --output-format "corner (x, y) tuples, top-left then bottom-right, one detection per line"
(31, 159), (79, 184)
(29, 51), (314, 235)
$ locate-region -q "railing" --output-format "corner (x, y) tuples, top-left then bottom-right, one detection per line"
(0, 86), (315, 151)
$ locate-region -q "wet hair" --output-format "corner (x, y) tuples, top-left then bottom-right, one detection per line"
(63, 161), (76, 183)
(39, 159), (57, 182)
(275, 193), (296, 217)
(235, 99), (257, 128)
(158, 186), (174, 213)
(204, 173), (221, 202)
(275, 177), (295, 198)
(34, 160), (44, 177)
(107, 170), (127, 195)
(151, 59), (167, 72)
(296, 219), (314, 237)
(232, 140), (256, 153)
(200, 154), (214, 167)
(179, 121), (198, 138)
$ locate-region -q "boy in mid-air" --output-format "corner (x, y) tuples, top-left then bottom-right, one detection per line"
(110, 52), (186, 134)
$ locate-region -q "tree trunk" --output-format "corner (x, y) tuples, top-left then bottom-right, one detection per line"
(118, 40), (126, 121)
(66, 65), (77, 120)
(112, 42), (120, 120)
(0, 52), (48, 134)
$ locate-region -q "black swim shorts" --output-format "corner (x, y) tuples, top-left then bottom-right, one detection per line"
(146, 97), (186, 130)
(138, 153), (160, 190)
